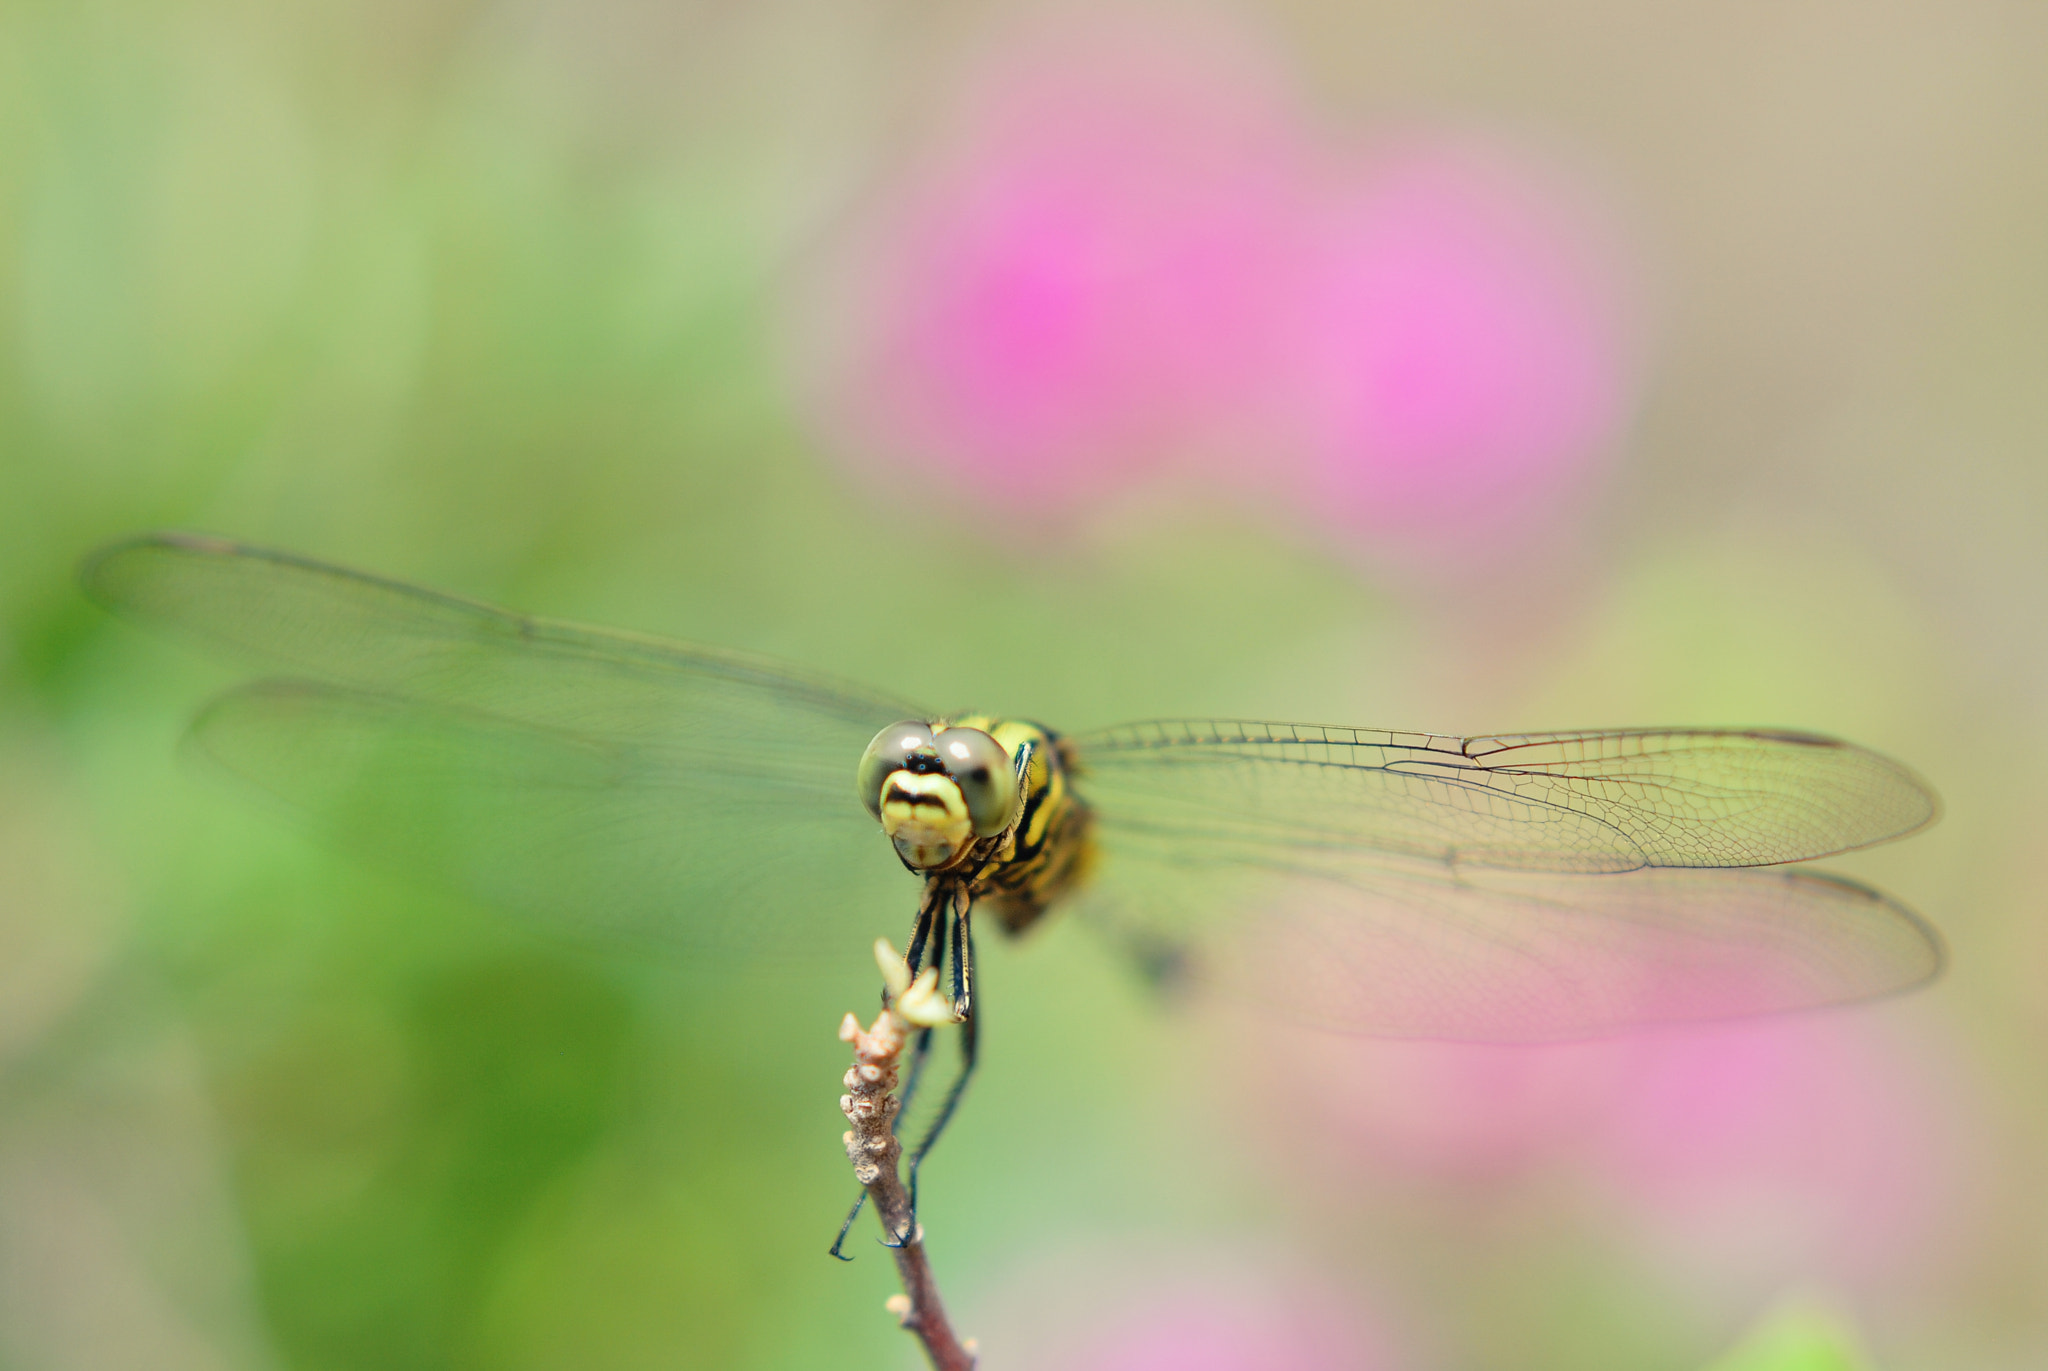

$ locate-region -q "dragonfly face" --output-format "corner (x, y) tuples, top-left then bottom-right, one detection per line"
(858, 721), (1016, 869)
(858, 715), (1096, 934)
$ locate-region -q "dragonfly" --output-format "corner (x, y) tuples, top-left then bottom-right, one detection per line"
(82, 533), (1944, 1246)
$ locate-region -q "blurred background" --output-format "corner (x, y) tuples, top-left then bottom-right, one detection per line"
(3, 1), (2045, 1367)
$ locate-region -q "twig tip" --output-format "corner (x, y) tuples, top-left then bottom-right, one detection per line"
(874, 938), (913, 998)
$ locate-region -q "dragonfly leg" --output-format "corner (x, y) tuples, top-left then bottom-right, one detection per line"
(906, 909), (979, 1218)
(903, 882), (942, 976)
(948, 886), (972, 1021)
(827, 1191), (868, 1260)
(892, 914), (946, 1152)
(897, 898), (950, 1122)
(895, 1024), (937, 1118)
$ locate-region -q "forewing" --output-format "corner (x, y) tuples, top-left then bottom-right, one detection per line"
(1081, 838), (1943, 1039)
(1077, 720), (1936, 873)
(83, 533), (921, 744)
(84, 534), (925, 951)
(188, 681), (913, 950)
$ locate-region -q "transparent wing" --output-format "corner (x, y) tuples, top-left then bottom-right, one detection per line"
(1076, 719), (1937, 873)
(1081, 839), (1944, 1039)
(84, 533), (924, 951)
(1073, 718), (1941, 1037)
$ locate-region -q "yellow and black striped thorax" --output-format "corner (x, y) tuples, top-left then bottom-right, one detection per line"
(948, 716), (1093, 933)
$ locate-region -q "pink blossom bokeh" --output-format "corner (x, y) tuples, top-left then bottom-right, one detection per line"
(1592, 1017), (1964, 1284)
(1074, 1285), (1388, 1371)
(802, 26), (1637, 568)
(1245, 1012), (1973, 1290)
(818, 33), (1308, 516)
(1292, 145), (1633, 558)
(964, 1242), (1404, 1371)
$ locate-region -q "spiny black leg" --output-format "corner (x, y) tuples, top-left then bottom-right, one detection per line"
(895, 899), (946, 1119)
(903, 883), (940, 976)
(906, 910), (979, 1216)
(893, 886), (946, 1124)
(907, 1003), (977, 1218)
(895, 1024), (936, 1118)
(947, 890), (970, 1019)
(827, 1192), (868, 1260)
(926, 887), (950, 990)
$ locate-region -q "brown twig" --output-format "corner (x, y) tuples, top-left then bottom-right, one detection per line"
(840, 941), (977, 1371)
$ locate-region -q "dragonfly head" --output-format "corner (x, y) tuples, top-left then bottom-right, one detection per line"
(859, 720), (1018, 870)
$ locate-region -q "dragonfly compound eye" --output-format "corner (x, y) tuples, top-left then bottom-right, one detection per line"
(934, 726), (1018, 837)
(858, 721), (938, 818)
